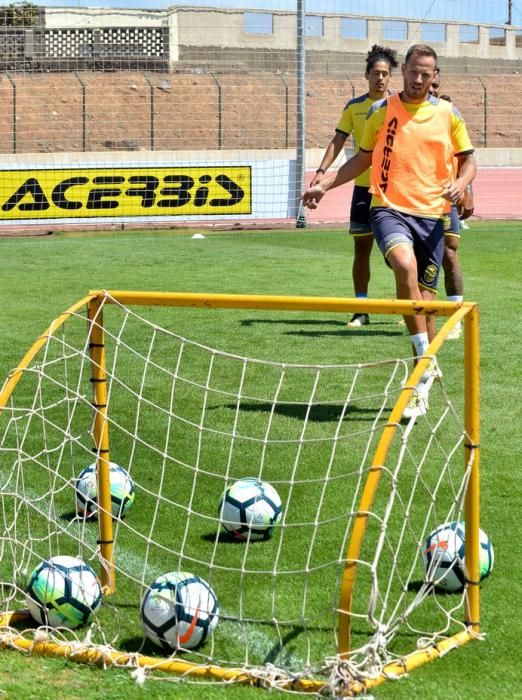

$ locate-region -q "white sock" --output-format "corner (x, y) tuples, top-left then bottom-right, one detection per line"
(410, 332), (433, 384)
(448, 296), (463, 327)
(410, 332), (429, 359)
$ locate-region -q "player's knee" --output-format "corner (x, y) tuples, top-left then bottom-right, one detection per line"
(388, 246), (414, 274)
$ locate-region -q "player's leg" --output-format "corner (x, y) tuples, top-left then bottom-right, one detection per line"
(384, 243), (436, 358)
(410, 214), (444, 355)
(386, 243), (426, 334)
(443, 206), (463, 339)
(404, 215), (445, 416)
(352, 234), (374, 299)
(407, 217), (444, 420)
(400, 283), (439, 418)
(370, 207), (428, 335)
(347, 186), (373, 328)
(443, 237), (463, 298)
(371, 208), (444, 418)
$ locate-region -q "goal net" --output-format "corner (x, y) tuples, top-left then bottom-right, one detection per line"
(0, 291), (482, 695)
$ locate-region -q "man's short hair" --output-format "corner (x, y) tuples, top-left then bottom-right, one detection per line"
(404, 44), (438, 65)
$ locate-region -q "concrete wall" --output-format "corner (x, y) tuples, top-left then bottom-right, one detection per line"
(42, 6), (522, 72)
(44, 8), (165, 28)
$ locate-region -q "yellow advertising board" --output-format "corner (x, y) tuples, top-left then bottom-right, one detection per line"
(0, 166), (252, 220)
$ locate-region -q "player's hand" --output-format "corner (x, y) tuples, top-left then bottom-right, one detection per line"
(442, 183), (463, 205)
(301, 184), (326, 210)
(457, 188), (474, 220)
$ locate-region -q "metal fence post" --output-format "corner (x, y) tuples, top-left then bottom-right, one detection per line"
(6, 72), (16, 154)
(143, 72), (155, 150)
(295, 0), (306, 227)
(75, 72), (87, 152)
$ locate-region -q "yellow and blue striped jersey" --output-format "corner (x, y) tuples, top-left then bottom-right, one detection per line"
(336, 93), (377, 188)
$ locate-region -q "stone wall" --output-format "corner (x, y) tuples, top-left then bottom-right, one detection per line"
(0, 70), (519, 154)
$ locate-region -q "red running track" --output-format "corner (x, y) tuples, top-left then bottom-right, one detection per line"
(305, 167), (522, 223)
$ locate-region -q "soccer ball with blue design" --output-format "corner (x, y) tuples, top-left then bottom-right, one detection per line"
(75, 461), (135, 519)
(25, 555), (102, 629)
(141, 572), (219, 650)
(423, 520), (494, 592)
(218, 477), (283, 541)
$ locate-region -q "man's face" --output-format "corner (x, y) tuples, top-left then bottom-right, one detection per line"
(401, 53), (437, 103)
(366, 60), (391, 99)
(429, 73), (441, 97)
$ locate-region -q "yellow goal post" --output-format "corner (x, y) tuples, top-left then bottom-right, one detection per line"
(0, 290), (481, 696)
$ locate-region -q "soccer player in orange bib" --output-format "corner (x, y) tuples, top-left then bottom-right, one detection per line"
(301, 44), (477, 418)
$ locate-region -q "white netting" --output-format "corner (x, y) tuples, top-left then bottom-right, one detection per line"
(0, 292), (476, 695)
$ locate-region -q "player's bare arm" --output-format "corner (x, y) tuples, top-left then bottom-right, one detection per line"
(455, 153), (476, 219)
(302, 150), (373, 209)
(443, 152), (477, 206)
(310, 132), (348, 187)
(457, 184), (474, 220)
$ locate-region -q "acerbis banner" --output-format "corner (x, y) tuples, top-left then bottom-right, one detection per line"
(0, 166), (252, 220)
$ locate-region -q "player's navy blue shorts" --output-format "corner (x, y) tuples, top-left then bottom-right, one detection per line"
(369, 207), (444, 291)
(443, 205), (461, 237)
(349, 185), (373, 235)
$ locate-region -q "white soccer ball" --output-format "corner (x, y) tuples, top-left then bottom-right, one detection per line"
(423, 520), (494, 592)
(75, 461), (135, 519)
(25, 555), (102, 629)
(218, 477), (283, 541)
(141, 572), (219, 650)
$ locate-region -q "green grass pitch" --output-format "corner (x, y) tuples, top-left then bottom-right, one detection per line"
(0, 221), (520, 699)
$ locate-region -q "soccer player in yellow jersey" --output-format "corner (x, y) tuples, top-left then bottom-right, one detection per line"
(301, 44), (477, 418)
(311, 45), (398, 328)
(430, 69), (474, 341)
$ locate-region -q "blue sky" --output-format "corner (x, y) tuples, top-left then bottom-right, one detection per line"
(12, 1), (521, 26)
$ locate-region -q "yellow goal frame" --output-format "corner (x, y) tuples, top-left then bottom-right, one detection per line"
(0, 290), (481, 695)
